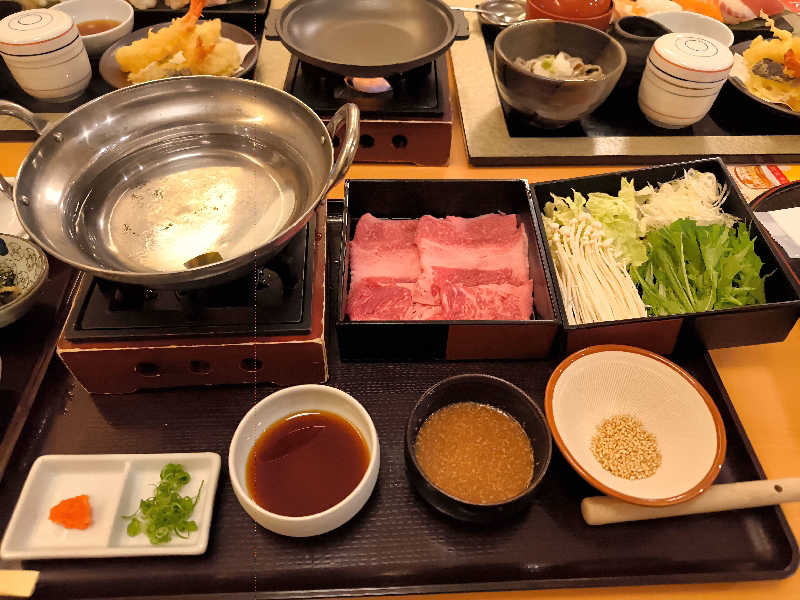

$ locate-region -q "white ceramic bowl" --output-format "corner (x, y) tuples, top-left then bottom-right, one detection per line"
(55, 0), (133, 56)
(545, 345), (726, 506)
(228, 384), (380, 537)
(648, 10), (734, 47)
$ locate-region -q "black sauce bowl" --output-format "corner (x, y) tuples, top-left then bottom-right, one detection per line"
(405, 374), (552, 523)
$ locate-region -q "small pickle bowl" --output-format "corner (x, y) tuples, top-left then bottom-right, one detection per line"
(545, 345), (727, 507)
(228, 384), (380, 537)
(55, 0), (134, 57)
(405, 374), (552, 523)
(0, 233), (49, 328)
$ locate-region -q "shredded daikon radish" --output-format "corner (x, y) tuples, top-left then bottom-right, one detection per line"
(544, 213), (647, 325)
(636, 169), (737, 234)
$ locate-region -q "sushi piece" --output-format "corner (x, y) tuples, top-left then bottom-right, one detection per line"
(720, 0), (786, 23)
(614, 0), (682, 17)
(675, 0), (724, 20)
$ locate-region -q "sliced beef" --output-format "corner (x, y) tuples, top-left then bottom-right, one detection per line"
(347, 279), (444, 321)
(346, 279), (412, 321)
(415, 216), (530, 306)
(413, 266), (518, 305)
(440, 281), (534, 321)
(416, 214), (520, 246)
(349, 214), (421, 285)
(406, 302), (444, 320)
(354, 213), (418, 247)
(346, 213), (534, 322)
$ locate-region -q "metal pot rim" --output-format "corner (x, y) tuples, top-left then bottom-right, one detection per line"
(9, 76), (356, 289)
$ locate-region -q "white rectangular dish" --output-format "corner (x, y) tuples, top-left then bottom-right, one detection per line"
(0, 453), (220, 560)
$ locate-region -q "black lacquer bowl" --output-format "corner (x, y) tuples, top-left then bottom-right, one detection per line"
(493, 19), (626, 128)
(405, 374), (552, 523)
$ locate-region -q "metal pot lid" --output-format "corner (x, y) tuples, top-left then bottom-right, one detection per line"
(477, 0), (526, 27)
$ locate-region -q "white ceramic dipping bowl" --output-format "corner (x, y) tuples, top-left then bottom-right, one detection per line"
(228, 384), (380, 537)
(648, 10), (734, 47)
(55, 0), (133, 56)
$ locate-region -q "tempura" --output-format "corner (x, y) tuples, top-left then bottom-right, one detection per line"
(116, 0), (240, 83)
(741, 11), (800, 111)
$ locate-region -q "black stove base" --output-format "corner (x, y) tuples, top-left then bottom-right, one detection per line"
(287, 56), (446, 118)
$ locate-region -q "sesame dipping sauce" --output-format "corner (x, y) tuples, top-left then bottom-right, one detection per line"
(414, 402), (534, 504)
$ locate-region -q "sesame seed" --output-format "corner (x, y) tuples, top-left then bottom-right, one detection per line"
(590, 414), (662, 480)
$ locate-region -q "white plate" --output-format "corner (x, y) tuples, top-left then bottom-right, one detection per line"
(0, 453), (220, 560)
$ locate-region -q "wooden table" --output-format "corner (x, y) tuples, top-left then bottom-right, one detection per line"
(1, 90), (799, 600)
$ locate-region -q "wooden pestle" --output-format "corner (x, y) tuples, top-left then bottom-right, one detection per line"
(581, 478), (800, 525)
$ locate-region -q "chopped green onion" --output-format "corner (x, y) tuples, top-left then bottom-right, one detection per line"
(122, 463), (203, 545)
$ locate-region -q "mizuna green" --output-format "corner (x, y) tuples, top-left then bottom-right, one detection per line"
(630, 219), (768, 317)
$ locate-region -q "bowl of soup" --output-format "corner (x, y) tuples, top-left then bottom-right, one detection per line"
(228, 384), (380, 537)
(55, 0), (133, 56)
(405, 374), (552, 522)
(493, 19), (626, 128)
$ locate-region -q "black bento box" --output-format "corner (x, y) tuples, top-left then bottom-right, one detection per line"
(531, 158), (800, 354)
(334, 179), (560, 360)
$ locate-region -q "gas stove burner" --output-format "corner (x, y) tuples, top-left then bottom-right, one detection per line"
(63, 221), (316, 341)
(282, 54), (453, 164)
(345, 77), (393, 95)
(290, 57), (444, 117)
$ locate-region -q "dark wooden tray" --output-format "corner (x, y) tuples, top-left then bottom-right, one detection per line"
(0, 259), (76, 483)
(0, 210), (796, 598)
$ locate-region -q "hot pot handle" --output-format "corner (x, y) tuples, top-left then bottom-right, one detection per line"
(0, 101), (50, 200)
(324, 103), (360, 193)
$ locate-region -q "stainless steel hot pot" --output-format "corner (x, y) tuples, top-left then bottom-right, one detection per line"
(0, 76), (359, 289)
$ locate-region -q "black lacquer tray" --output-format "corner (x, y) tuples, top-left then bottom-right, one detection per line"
(0, 206), (796, 599)
(455, 25), (800, 165)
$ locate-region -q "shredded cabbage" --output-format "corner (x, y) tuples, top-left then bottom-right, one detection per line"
(547, 179), (647, 267)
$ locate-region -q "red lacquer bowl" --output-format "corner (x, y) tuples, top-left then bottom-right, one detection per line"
(526, 0), (613, 30)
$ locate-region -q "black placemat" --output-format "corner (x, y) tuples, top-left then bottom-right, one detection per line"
(482, 26), (800, 142)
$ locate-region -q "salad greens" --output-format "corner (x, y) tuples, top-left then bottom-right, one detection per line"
(631, 220), (767, 317)
(123, 463), (203, 545)
(542, 171), (770, 325)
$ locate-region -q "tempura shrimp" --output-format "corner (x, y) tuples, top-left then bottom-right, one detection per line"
(182, 20), (239, 76)
(115, 0), (207, 74)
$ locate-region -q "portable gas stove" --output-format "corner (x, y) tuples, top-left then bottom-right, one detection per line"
(259, 49), (453, 165)
(56, 206), (327, 394)
(284, 56), (452, 165)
